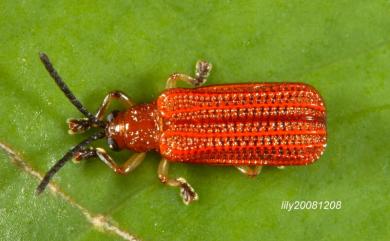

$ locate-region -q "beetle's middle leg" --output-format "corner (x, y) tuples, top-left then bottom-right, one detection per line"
(165, 60), (212, 88)
(73, 147), (146, 174)
(236, 166), (263, 176)
(68, 91), (135, 134)
(158, 158), (198, 205)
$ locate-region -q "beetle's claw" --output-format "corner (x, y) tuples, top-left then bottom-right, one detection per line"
(177, 177), (198, 205)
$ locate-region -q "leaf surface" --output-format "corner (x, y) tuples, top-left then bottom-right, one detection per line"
(0, 1), (389, 240)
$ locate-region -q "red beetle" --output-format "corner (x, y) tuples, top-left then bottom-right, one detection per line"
(37, 53), (327, 204)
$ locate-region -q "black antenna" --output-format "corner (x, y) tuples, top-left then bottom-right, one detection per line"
(39, 53), (101, 125)
(36, 130), (106, 194)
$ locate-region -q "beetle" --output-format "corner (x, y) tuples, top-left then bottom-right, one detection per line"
(36, 53), (327, 204)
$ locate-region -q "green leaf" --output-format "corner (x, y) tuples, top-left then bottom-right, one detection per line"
(1, 1), (389, 240)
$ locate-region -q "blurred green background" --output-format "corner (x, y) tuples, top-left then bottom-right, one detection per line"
(0, 1), (389, 240)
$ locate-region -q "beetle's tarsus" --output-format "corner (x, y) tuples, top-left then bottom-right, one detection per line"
(194, 60), (212, 87)
(72, 147), (98, 162)
(67, 118), (92, 134)
(177, 177), (199, 205)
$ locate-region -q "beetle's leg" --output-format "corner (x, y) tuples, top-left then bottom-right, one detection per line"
(73, 147), (146, 174)
(72, 146), (98, 163)
(94, 91), (135, 120)
(157, 158), (198, 205)
(95, 148), (146, 174)
(195, 60), (212, 85)
(236, 166), (262, 176)
(165, 60), (212, 88)
(67, 118), (92, 135)
(165, 74), (195, 89)
(67, 91), (135, 134)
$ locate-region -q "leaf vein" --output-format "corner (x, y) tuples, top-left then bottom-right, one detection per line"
(0, 141), (140, 241)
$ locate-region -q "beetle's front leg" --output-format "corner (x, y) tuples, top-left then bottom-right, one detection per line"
(94, 91), (135, 120)
(72, 147), (99, 163)
(68, 91), (135, 134)
(157, 158), (198, 205)
(73, 147), (146, 174)
(165, 60), (212, 88)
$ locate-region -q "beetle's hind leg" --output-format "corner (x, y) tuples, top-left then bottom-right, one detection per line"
(158, 158), (198, 205)
(236, 166), (262, 177)
(72, 147), (146, 174)
(165, 60), (212, 89)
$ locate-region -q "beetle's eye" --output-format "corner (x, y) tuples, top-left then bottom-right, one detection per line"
(107, 137), (119, 151)
(107, 110), (119, 122)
